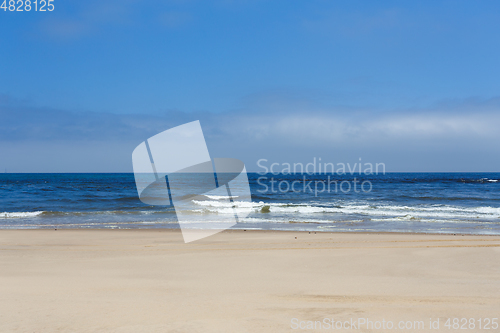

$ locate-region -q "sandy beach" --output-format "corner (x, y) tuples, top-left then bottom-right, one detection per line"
(0, 230), (499, 332)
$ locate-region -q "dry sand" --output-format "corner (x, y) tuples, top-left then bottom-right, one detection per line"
(0, 229), (499, 332)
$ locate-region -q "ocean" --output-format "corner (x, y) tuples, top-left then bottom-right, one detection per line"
(1, 172), (499, 235)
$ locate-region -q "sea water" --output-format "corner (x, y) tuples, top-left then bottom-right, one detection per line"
(0, 173), (499, 234)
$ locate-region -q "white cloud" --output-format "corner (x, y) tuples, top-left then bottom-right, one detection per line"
(2, 95), (500, 172)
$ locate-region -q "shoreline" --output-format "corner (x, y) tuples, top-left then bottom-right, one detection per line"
(1, 227), (500, 237)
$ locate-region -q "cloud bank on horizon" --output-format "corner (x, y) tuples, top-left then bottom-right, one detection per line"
(1, 94), (499, 172)
(1, 0), (500, 172)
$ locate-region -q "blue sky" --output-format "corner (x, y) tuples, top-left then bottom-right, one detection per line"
(1, 0), (500, 172)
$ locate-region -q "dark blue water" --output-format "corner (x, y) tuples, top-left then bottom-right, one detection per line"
(1, 173), (499, 234)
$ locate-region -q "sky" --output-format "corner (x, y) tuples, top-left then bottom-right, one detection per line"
(1, 0), (500, 172)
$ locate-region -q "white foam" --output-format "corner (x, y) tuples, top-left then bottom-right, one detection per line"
(192, 199), (253, 208)
(190, 200), (500, 219)
(480, 178), (499, 182)
(335, 204), (500, 219)
(0, 211), (44, 219)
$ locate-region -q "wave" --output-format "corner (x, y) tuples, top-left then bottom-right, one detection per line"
(204, 195), (239, 200)
(190, 199), (500, 219)
(3, 201), (500, 221)
(0, 211), (44, 218)
(0, 210), (175, 219)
